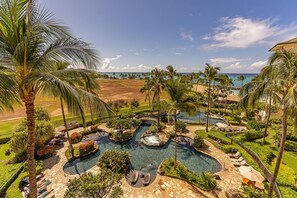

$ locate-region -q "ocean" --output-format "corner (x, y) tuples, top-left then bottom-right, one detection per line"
(101, 72), (257, 87)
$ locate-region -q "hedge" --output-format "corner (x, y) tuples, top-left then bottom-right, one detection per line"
(0, 137), (10, 145)
(284, 141), (297, 152)
(245, 131), (265, 141)
(207, 134), (231, 145)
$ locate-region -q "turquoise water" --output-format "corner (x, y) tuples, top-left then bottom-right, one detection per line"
(177, 112), (226, 124)
(63, 123), (221, 175)
(101, 72), (256, 86)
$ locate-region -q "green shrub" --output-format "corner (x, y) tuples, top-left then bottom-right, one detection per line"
(207, 134), (231, 145)
(64, 170), (122, 198)
(284, 140), (297, 152)
(245, 131), (264, 141)
(270, 117), (282, 124)
(266, 152), (276, 165)
(286, 133), (297, 142)
(243, 186), (266, 198)
(221, 145), (237, 153)
(107, 118), (140, 130)
(175, 120), (187, 133)
(98, 150), (130, 173)
(194, 136), (204, 148)
(0, 136), (11, 145)
(10, 121), (53, 154)
(247, 120), (265, 130)
(195, 130), (207, 138)
(161, 158), (217, 191)
(130, 99), (140, 109)
(108, 186), (123, 198)
(34, 107), (50, 121)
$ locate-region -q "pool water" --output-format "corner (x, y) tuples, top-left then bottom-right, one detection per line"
(177, 112), (226, 124)
(63, 123), (221, 175)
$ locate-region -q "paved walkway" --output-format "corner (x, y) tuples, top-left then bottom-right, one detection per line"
(121, 175), (211, 198)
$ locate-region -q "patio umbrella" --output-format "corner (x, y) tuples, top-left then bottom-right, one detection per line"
(238, 166), (265, 183)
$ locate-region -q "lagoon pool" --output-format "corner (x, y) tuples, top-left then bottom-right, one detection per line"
(177, 112), (226, 125)
(63, 123), (221, 175)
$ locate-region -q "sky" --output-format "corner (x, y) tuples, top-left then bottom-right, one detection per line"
(39, 0), (297, 73)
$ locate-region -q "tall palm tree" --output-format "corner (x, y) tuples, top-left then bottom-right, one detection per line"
(201, 64), (220, 132)
(218, 74), (234, 113)
(165, 65), (176, 80)
(237, 75), (246, 87)
(140, 77), (152, 111)
(150, 68), (165, 129)
(239, 65), (277, 144)
(166, 78), (197, 169)
(267, 50), (297, 197)
(0, 1), (112, 197)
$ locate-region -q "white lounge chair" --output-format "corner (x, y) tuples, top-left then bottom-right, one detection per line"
(130, 171), (139, 183)
(143, 173), (151, 185)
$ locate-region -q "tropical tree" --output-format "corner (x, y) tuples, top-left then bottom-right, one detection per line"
(150, 68), (165, 129)
(237, 75), (246, 87)
(165, 65), (177, 80)
(166, 78), (197, 169)
(0, 1), (111, 197)
(140, 77), (152, 111)
(201, 64), (220, 132)
(218, 74), (233, 113)
(267, 50), (297, 197)
(239, 65), (277, 144)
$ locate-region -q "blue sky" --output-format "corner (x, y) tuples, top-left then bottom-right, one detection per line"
(40, 0), (297, 73)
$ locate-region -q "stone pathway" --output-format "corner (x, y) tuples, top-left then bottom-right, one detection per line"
(121, 175), (211, 198)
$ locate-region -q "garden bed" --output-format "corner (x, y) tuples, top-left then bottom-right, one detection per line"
(65, 144), (99, 161)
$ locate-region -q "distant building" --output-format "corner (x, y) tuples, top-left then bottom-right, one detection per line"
(269, 37), (297, 52)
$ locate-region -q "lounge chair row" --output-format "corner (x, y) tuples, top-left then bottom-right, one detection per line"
(228, 151), (248, 167)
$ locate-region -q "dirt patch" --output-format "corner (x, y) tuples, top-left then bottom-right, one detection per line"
(0, 79), (147, 121)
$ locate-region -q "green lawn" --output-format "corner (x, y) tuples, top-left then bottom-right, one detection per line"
(232, 127), (297, 197)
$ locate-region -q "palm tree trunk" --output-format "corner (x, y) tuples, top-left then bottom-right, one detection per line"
(148, 91), (151, 113)
(268, 109), (288, 197)
(24, 97), (37, 198)
(60, 97), (74, 158)
(89, 101), (94, 125)
(263, 93), (272, 145)
(157, 94), (160, 129)
(174, 112), (178, 169)
(206, 81), (211, 132)
(241, 80), (243, 87)
(294, 115), (297, 134)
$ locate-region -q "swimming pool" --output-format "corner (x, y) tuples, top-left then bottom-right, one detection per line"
(177, 111), (226, 124)
(63, 123), (221, 175)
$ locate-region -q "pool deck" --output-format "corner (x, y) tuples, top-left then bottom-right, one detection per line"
(43, 125), (243, 198)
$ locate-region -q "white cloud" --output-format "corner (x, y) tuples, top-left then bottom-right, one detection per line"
(204, 17), (297, 49)
(225, 62), (243, 70)
(102, 55), (122, 69)
(181, 32), (194, 42)
(250, 60), (268, 69)
(210, 57), (243, 65)
(175, 52), (182, 55)
(134, 52), (140, 56)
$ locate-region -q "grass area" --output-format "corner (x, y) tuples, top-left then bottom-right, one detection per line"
(0, 144), (23, 187)
(232, 127), (297, 197)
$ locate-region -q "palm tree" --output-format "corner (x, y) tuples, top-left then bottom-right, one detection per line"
(218, 74), (234, 113)
(201, 64), (220, 132)
(165, 65), (177, 80)
(140, 77), (152, 111)
(166, 78), (197, 169)
(237, 75), (246, 87)
(150, 68), (165, 129)
(239, 65), (277, 145)
(0, 1), (111, 197)
(267, 50), (297, 197)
